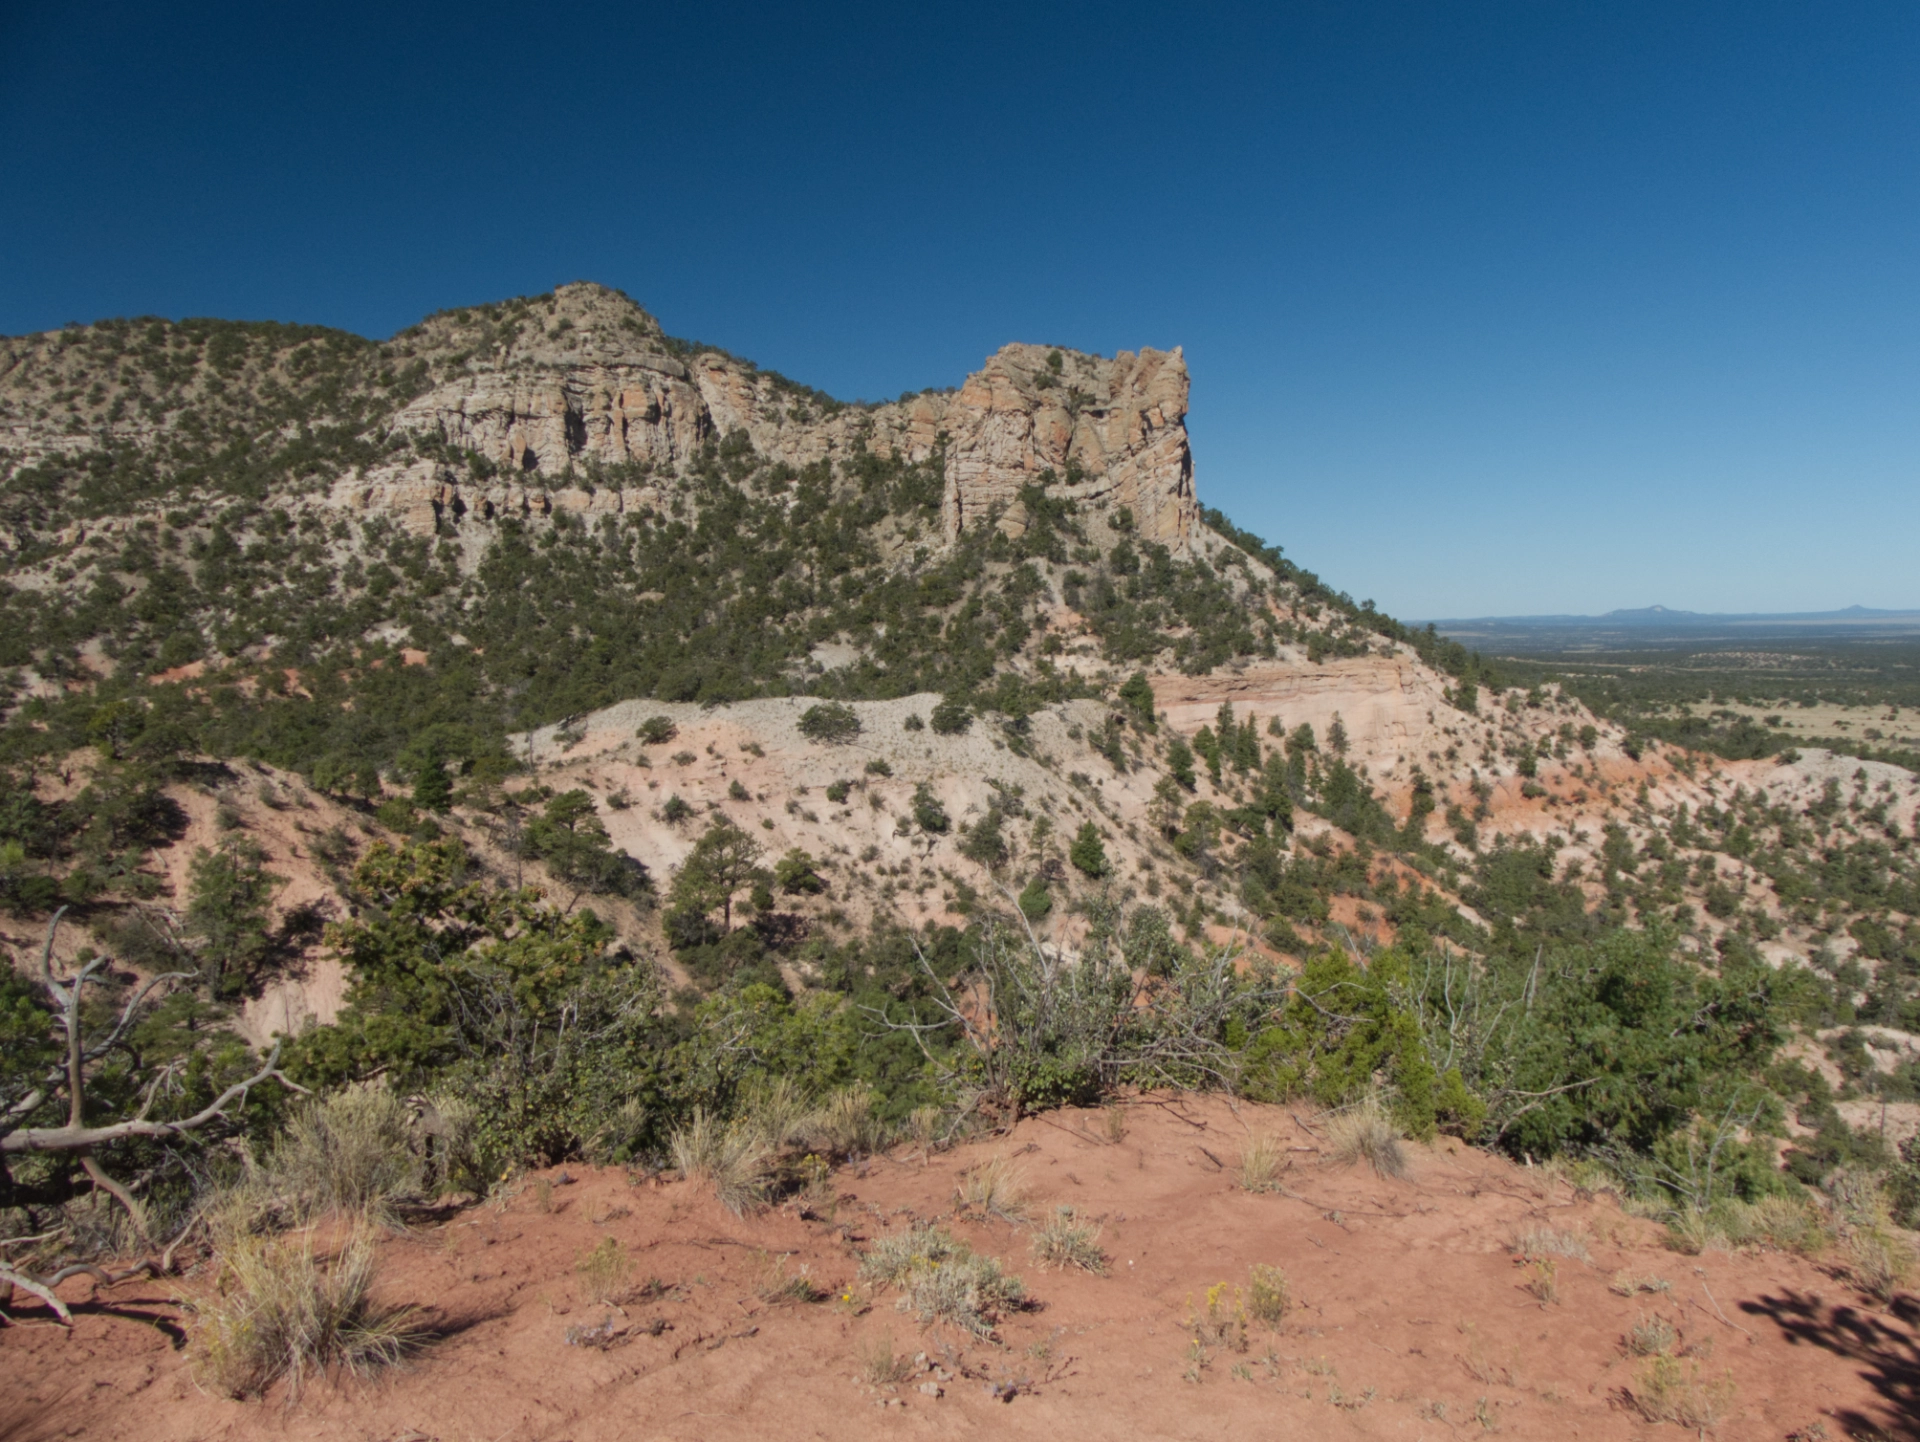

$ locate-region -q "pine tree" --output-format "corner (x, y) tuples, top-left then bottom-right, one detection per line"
(1118, 671), (1157, 729)
(1069, 821), (1109, 878)
(1166, 736), (1197, 791)
(413, 755), (454, 813)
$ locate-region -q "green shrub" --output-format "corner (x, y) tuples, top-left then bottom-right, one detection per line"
(929, 697), (972, 735)
(774, 847), (825, 894)
(799, 703), (861, 744)
(1069, 822), (1109, 877)
(911, 784), (949, 834)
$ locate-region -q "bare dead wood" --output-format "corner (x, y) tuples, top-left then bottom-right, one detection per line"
(0, 910), (302, 1324)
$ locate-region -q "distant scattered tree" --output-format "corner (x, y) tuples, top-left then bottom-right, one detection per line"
(1166, 736), (1196, 791)
(930, 697), (973, 736)
(1069, 822), (1109, 878)
(959, 806), (1009, 869)
(1192, 725), (1222, 784)
(525, 790), (649, 898)
(1118, 672), (1157, 729)
(669, 818), (764, 933)
(912, 783), (950, 834)
(774, 847), (825, 894)
(413, 754), (454, 814)
(637, 716), (679, 745)
(798, 702), (861, 744)
(184, 836), (280, 997)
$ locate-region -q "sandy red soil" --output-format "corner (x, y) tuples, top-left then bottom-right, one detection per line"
(4, 1097), (1915, 1441)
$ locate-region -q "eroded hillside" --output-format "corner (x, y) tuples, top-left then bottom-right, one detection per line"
(4, 284), (1919, 1431)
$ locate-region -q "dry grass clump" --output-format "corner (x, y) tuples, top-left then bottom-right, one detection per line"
(191, 1227), (416, 1399)
(1667, 1192), (1831, 1258)
(1629, 1355), (1735, 1428)
(270, 1087), (422, 1223)
(956, 1155), (1031, 1222)
(756, 1252), (827, 1305)
(670, 1108), (774, 1215)
(576, 1236), (632, 1305)
(1237, 1134), (1284, 1194)
(1509, 1224), (1591, 1263)
(805, 1085), (891, 1159)
(1745, 1194), (1829, 1255)
(1609, 1269), (1672, 1297)
(858, 1224), (1025, 1338)
(1624, 1312), (1679, 1357)
(1846, 1227), (1915, 1305)
(854, 1328), (916, 1385)
(1522, 1257), (1560, 1305)
(1814, 1171), (1913, 1304)
(1321, 1095), (1406, 1179)
(1245, 1264), (1290, 1328)
(741, 1077), (815, 1150)
(906, 1105), (946, 1160)
(1030, 1206), (1107, 1275)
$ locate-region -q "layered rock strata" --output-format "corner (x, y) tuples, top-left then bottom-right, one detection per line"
(367, 286), (1200, 547)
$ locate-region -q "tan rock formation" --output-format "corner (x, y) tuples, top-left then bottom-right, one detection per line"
(1, 280), (1202, 555)
(364, 286), (1200, 552)
(391, 357), (710, 475)
(939, 343), (1197, 548)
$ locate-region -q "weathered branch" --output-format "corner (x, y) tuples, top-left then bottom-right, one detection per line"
(0, 1261), (76, 1324)
(2, 1044), (300, 1154)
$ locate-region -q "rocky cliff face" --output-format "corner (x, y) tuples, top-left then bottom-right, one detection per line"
(0, 282), (1203, 553)
(936, 342), (1195, 548)
(356, 284), (1199, 547)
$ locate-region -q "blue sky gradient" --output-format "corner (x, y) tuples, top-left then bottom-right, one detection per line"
(3, 1), (1915, 617)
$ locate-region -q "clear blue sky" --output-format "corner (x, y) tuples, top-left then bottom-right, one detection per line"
(4, 1), (1916, 619)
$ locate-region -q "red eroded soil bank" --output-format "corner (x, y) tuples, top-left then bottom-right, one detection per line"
(4, 1097), (1914, 1441)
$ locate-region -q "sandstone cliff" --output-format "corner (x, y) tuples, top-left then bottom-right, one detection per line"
(353, 284), (1200, 547)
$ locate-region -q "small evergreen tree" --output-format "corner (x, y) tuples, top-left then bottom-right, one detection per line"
(798, 702), (861, 744)
(1118, 671), (1157, 729)
(959, 805), (1009, 868)
(930, 697), (973, 735)
(413, 755), (454, 813)
(774, 847), (825, 894)
(1166, 736), (1197, 791)
(912, 783), (950, 833)
(1193, 725), (1223, 784)
(1069, 822), (1109, 878)
(185, 835), (280, 997)
(668, 818), (764, 933)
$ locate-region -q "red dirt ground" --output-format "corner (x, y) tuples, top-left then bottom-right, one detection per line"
(4, 1097), (1915, 1441)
